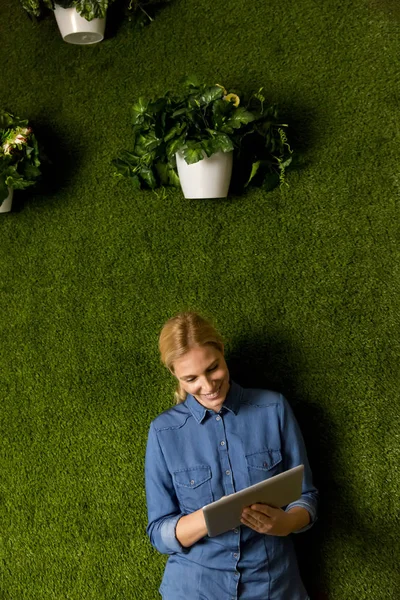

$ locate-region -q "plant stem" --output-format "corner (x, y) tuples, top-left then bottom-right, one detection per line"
(139, 4), (154, 22)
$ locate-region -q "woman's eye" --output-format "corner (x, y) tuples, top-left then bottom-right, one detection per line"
(208, 364), (218, 372)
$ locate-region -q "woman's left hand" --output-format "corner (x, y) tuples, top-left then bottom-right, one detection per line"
(240, 504), (296, 536)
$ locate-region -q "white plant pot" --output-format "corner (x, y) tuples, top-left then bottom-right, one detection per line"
(176, 151), (233, 199)
(0, 188), (13, 213)
(54, 4), (106, 45)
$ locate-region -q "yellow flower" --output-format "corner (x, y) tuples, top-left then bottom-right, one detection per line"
(215, 83), (227, 95)
(223, 93), (240, 107)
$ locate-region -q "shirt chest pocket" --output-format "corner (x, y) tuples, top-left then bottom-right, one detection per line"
(245, 449), (282, 486)
(172, 465), (213, 512)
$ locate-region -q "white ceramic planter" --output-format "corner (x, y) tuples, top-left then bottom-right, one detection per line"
(54, 4), (106, 45)
(176, 151), (233, 199)
(0, 188), (13, 213)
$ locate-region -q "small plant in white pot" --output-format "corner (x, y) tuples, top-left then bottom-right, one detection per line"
(0, 111), (41, 213)
(20, 0), (116, 44)
(113, 76), (293, 199)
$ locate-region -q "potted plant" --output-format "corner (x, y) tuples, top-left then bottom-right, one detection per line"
(20, 0), (170, 45)
(0, 111), (41, 213)
(20, 0), (116, 44)
(113, 77), (293, 199)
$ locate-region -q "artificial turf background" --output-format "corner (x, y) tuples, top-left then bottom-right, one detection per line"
(1, 0), (399, 598)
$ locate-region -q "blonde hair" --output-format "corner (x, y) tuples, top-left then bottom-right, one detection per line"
(159, 312), (224, 404)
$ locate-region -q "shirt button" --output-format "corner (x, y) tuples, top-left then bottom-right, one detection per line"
(226, 470), (231, 476)
(220, 440), (225, 446)
(190, 480), (195, 485)
(233, 528), (239, 533)
(235, 571), (239, 577)
(216, 415), (221, 421)
(233, 553), (238, 558)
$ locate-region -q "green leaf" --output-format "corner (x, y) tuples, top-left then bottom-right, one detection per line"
(112, 154), (140, 178)
(0, 110), (28, 130)
(245, 160), (261, 186)
(113, 160), (133, 179)
(199, 139), (215, 158)
(182, 75), (201, 89)
(147, 98), (168, 116)
(131, 98), (149, 125)
(164, 123), (186, 143)
(211, 99), (235, 129)
(134, 131), (161, 156)
(23, 162), (41, 180)
(19, 0), (53, 18)
(130, 174), (142, 189)
(119, 150), (140, 164)
(139, 166), (157, 189)
(197, 86), (224, 106)
(72, 0), (109, 21)
(180, 143), (205, 165)
(206, 132), (234, 154)
(5, 170), (33, 190)
(171, 107), (189, 118)
(155, 162), (180, 187)
(279, 156), (293, 169)
(220, 107), (255, 133)
(166, 134), (186, 159)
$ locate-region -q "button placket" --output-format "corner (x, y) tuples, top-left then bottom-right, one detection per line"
(215, 410), (234, 496)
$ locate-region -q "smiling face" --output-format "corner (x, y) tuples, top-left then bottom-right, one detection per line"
(172, 344), (230, 412)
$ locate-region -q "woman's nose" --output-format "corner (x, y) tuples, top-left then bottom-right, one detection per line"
(201, 375), (213, 392)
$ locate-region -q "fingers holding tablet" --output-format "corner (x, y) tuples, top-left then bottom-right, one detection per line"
(241, 504), (292, 536)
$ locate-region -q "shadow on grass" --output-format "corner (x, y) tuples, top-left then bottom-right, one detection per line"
(11, 121), (78, 212)
(227, 333), (400, 599)
(227, 333), (332, 599)
(228, 101), (318, 198)
(105, 0), (173, 40)
(282, 102), (320, 156)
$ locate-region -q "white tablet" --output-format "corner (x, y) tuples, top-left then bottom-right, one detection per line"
(202, 464), (304, 537)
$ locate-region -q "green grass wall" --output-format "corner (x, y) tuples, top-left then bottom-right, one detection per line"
(1, 0), (399, 598)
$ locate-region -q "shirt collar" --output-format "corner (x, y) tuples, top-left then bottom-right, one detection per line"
(184, 380), (243, 424)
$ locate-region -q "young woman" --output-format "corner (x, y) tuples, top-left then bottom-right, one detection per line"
(145, 312), (318, 600)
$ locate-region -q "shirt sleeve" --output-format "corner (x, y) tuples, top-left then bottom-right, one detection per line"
(278, 395), (319, 533)
(145, 421), (187, 554)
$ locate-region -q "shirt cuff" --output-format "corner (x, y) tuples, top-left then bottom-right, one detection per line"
(285, 500), (317, 533)
(160, 514), (187, 553)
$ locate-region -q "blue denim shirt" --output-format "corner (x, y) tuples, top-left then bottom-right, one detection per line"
(145, 381), (318, 600)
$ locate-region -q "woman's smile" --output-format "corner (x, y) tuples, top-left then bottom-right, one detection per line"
(202, 384), (222, 399)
